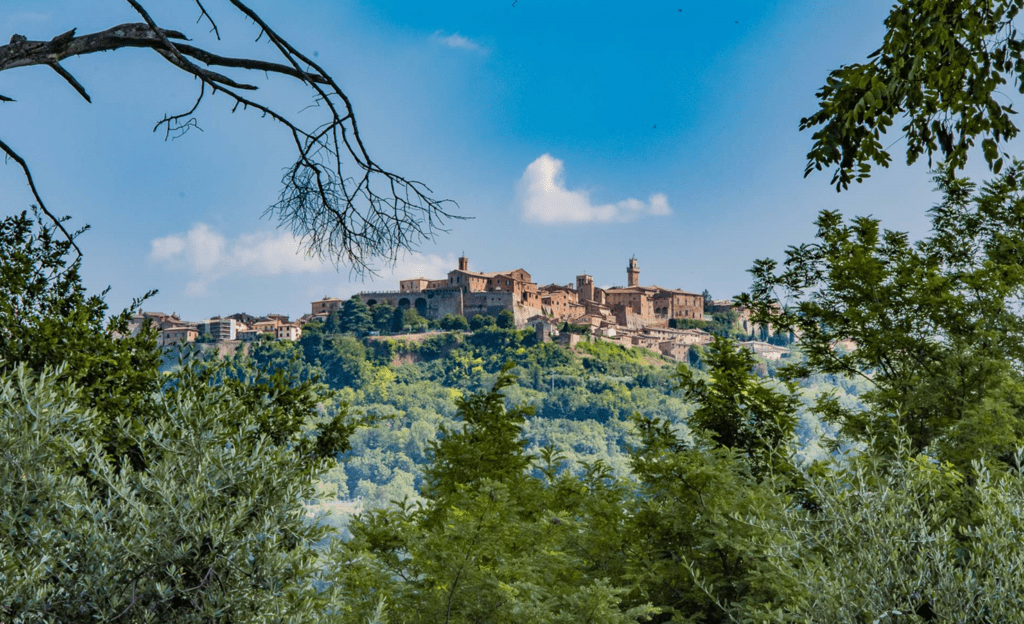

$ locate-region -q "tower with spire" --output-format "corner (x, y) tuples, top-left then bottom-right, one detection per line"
(627, 256), (640, 287)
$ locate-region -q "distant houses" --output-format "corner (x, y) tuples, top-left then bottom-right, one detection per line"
(129, 311), (304, 348)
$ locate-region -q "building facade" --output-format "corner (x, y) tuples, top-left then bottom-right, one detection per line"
(197, 318), (237, 341)
(354, 256), (544, 325)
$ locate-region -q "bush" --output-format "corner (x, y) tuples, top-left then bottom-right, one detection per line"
(0, 363), (342, 621)
(469, 314), (495, 331)
(730, 442), (1024, 623)
(0, 210), (354, 620)
(496, 309), (515, 329)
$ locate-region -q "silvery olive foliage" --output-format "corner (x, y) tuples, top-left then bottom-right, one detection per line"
(0, 362), (340, 622)
(0, 209), (352, 621)
(726, 442), (1024, 623)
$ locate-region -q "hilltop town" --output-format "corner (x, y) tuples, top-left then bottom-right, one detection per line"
(132, 256), (791, 362)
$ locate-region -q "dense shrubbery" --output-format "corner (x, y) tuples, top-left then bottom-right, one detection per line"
(0, 211), (355, 621)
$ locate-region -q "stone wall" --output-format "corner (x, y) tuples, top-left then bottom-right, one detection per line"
(360, 289), (464, 320)
(360, 288), (539, 327)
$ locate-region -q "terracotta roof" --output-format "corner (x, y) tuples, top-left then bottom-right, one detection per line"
(604, 286), (657, 294)
(650, 285), (703, 296)
(449, 268), (534, 281)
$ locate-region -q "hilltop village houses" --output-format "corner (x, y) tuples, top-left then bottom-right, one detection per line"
(317, 255), (784, 363)
(134, 255), (786, 364)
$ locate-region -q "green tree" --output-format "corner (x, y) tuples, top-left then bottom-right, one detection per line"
(403, 307), (429, 332)
(331, 366), (653, 624)
(469, 314), (494, 331)
(744, 169), (1024, 468)
(391, 306), (407, 334)
(496, 309), (516, 329)
(677, 335), (800, 478)
(625, 414), (790, 623)
(420, 364), (534, 501)
(0, 211), (357, 620)
(299, 330), (373, 389)
(324, 309), (342, 334)
(0, 210), (161, 458)
(728, 444), (1024, 623)
(339, 295), (374, 335)
(0, 363), (349, 621)
(440, 313), (470, 331)
(371, 301), (394, 334)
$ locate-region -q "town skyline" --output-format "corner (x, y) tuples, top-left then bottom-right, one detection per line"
(144, 252), (723, 323)
(139, 252), (788, 364)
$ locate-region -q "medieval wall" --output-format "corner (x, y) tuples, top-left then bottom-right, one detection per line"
(360, 289), (464, 320)
(465, 291), (541, 326)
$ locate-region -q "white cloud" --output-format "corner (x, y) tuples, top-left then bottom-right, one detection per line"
(433, 31), (482, 51)
(150, 223), (453, 298)
(517, 154), (672, 224)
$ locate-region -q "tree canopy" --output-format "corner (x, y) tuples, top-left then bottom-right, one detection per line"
(802, 0), (1024, 189)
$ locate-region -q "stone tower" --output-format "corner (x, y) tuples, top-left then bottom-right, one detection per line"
(627, 256), (640, 287)
(458, 255), (469, 271)
(576, 274), (594, 303)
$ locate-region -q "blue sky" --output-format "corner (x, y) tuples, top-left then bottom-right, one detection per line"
(0, 1), (983, 321)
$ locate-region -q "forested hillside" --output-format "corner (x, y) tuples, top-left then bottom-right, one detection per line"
(174, 315), (859, 513)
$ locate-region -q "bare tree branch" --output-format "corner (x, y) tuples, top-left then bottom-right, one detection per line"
(0, 1), (460, 273)
(154, 81), (205, 140)
(0, 137), (80, 256)
(192, 0), (220, 40)
(46, 61), (91, 102)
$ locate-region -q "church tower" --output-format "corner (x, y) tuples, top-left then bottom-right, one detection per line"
(627, 256), (640, 287)
(576, 274), (594, 302)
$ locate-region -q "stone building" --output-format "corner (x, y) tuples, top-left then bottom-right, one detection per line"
(311, 297), (344, 317)
(328, 255), (708, 332)
(127, 311), (188, 335)
(275, 323), (303, 341)
(582, 258), (705, 329)
(353, 256), (544, 325)
(737, 340), (789, 360)
(159, 326), (198, 346)
(658, 340), (690, 361)
(539, 284), (586, 321)
(652, 289), (704, 320)
(627, 256), (640, 287)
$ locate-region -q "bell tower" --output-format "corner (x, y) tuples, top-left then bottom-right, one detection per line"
(627, 256), (640, 287)
(576, 274), (594, 302)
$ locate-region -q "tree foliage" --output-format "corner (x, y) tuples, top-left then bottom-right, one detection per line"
(744, 168), (1024, 468)
(728, 444), (1024, 623)
(0, 363), (343, 622)
(331, 366), (655, 624)
(0, 210), (356, 620)
(802, 0), (1024, 189)
(677, 335), (800, 478)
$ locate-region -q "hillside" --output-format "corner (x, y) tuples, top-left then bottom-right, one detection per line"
(171, 321), (863, 512)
